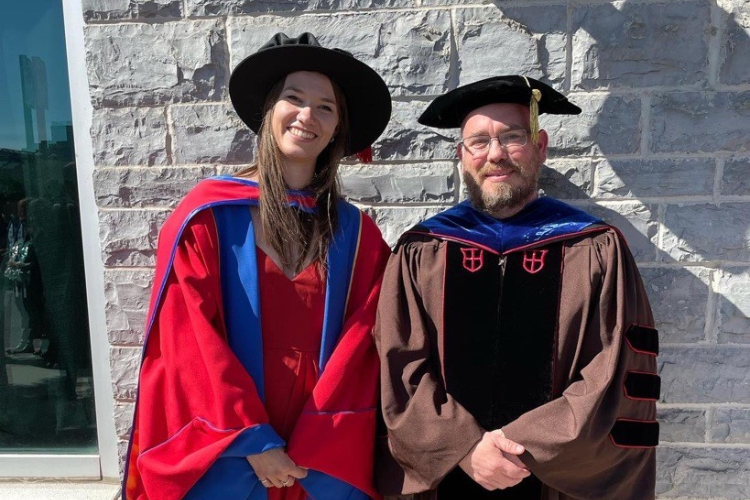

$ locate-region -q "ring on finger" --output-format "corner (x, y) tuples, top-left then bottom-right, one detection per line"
(280, 479), (290, 487)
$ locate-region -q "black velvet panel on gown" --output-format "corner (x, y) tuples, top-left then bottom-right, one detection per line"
(439, 242), (564, 500)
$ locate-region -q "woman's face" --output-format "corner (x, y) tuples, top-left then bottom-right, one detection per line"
(271, 71), (340, 169)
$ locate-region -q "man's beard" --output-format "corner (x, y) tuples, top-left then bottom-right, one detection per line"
(463, 156), (541, 218)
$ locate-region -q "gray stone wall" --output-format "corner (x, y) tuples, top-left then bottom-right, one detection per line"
(82, 0), (750, 497)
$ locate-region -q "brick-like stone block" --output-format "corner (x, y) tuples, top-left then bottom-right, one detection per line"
(454, 6), (567, 86)
(716, 267), (750, 344)
(659, 346), (750, 403)
(662, 203), (750, 263)
(91, 108), (168, 167)
(719, 0), (750, 85)
(110, 346), (141, 400)
(651, 92), (750, 154)
(228, 11), (452, 96)
(114, 401), (136, 439)
(375, 100), (458, 161)
(340, 163), (456, 204)
(657, 407), (707, 443)
(171, 104), (256, 165)
(583, 201), (659, 262)
(571, 1), (710, 89)
(657, 446), (750, 498)
(187, 0), (415, 16)
(86, 20), (228, 107)
(595, 158), (715, 199)
(640, 267), (710, 344)
(104, 269), (155, 345)
(421, 0), (512, 4)
(540, 159), (593, 200)
(216, 164), (252, 177)
(366, 206), (447, 247)
(82, 0), (182, 22)
(721, 157), (750, 196)
(544, 94), (642, 157)
(709, 409), (750, 444)
(99, 209), (171, 267)
(94, 167), (214, 208)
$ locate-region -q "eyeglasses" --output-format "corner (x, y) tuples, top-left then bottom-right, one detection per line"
(459, 129), (529, 155)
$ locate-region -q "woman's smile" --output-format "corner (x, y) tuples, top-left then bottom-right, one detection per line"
(287, 126), (317, 140)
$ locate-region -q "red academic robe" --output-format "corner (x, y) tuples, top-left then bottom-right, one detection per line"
(123, 176), (391, 500)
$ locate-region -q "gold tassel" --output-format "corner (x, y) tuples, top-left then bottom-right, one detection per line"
(530, 88), (542, 145)
(521, 76), (542, 145)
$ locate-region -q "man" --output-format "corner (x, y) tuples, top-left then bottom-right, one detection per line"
(374, 76), (659, 500)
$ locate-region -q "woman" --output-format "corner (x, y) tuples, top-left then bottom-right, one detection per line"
(122, 33), (392, 500)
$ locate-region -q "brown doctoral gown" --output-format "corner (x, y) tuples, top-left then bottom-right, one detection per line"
(374, 199), (659, 500)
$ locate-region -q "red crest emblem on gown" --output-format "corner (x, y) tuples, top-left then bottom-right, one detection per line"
(522, 249), (548, 274)
(461, 247), (484, 272)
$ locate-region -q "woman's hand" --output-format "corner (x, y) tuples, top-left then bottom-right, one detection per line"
(246, 448), (308, 488)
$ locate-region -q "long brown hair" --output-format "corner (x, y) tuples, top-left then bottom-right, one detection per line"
(236, 74), (350, 274)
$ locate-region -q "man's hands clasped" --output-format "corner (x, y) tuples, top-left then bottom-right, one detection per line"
(459, 429), (530, 491)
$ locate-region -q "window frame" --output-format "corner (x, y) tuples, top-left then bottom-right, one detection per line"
(0, 0), (119, 480)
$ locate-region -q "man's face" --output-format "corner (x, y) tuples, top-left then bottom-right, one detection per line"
(458, 103), (548, 217)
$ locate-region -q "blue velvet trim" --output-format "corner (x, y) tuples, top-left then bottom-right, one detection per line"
(183, 459), (265, 500)
(414, 197), (603, 253)
(319, 201), (360, 372)
(213, 205), (266, 402)
(187, 467), (369, 500)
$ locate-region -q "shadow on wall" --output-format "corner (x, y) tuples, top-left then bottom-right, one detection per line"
(486, 0), (749, 342)
(492, 1), (749, 498)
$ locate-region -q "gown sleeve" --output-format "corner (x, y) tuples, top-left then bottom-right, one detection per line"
(127, 209), (284, 500)
(502, 230), (658, 500)
(373, 237), (485, 494)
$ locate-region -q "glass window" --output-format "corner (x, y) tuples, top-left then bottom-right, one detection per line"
(0, 0), (97, 453)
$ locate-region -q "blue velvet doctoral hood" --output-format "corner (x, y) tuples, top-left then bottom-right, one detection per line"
(408, 197), (605, 254)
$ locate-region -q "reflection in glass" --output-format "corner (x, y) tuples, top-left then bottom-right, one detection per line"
(0, 0), (97, 453)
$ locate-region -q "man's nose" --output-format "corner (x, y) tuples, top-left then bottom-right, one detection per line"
(486, 138), (507, 163)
